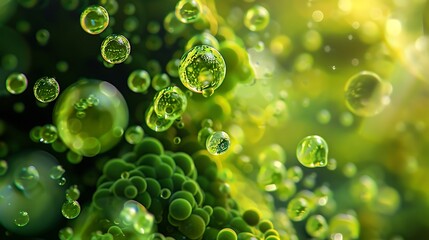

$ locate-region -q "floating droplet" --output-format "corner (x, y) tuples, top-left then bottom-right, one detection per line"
(296, 135), (328, 168)
(14, 211), (30, 227)
(175, 0), (201, 23)
(244, 5), (270, 32)
(287, 197), (310, 222)
(125, 125), (144, 144)
(306, 215), (328, 238)
(80, 5), (109, 34)
(14, 166), (40, 191)
(145, 104), (175, 132)
(101, 34), (131, 64)
(39, 124), (58, 144)
(128, 70), (151, 93)
(329, 213), (360, 239)
(179, 45), (226, 97)
(49, 165), (65, 180)
(33, 77), (60, 103)
(66, 185), (80, 201)
(120, 200), (154, 235)
(62, 200), (81, 219)
(206, 131), (231, 155)
(59, 227), (74, 240)
(6, 73), (28, 95)
(153, 86), (187, 120)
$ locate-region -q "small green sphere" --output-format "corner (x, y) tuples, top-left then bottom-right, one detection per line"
(59, 227), (74, 240)
(206, 131), (230, 155)
(153, 86), (187, 120)
(329, 213), (360, 239)
(39, 124), (58, 144)
(6, 73), (28, 94)
(169, 198), (192, 221)
(175, 0), (202, 24)
(101, 34), (131, 64)
(152, 73), (171, 91)
(14, 166), (40, 191)
(36, 29), (50, 46)
(14, 211), (30, 227)
(62, 200), (81, 219)
(66, 185), (80, 201)
(0, 160), (8, 176)
(345, 71), (391, 117)
(179, 45), (226, 97)
(296, 135), (328, 168)
(244, 5), (270, 32)
(128, 70), (151, 93)
(217, 228), (237, 240)
(306, 215), (328, 238)
(287, 197), (310, 222)
(80, 5), (109, 34)
(33, 77), (60, 103)
(125, 125), (144, 144)
(49, 165), (65, 180)
(145, 104), (175, 132)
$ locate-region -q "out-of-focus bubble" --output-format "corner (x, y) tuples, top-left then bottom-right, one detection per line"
(6, 73), (27, 95)
(175, 0), (201, 24)
(329, 213), (360, 239)
(125, 125), (144, 144)
(128, 70), (151, 93)
(119, 200), (154, 235)
(61, 200), (81, 219)
(306, 215), (328, 238)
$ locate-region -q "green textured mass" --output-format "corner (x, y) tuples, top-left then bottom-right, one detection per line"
(179, 45), (226, 97)
(101, 34), (131, 64)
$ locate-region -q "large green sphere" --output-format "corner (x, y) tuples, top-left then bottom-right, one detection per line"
(53, 79), (128, 157)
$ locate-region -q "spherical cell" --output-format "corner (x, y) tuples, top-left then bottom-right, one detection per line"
(306, 215), (328, 238)
(6, 73), (28, 94)
(128, 70), (151, 93)
(125, 125), (144, 144)
(14, 165), (40, 191)
(345, 71), (391, 117)
(287, 197), (310, 221)
(206, 131), (230, 155)
(53, 79), (128, 157)
(217, 228), (237, 240)
(80, 5), (109, 34)
(14, 211), (29, 227)
(242, 209), (260, 226)
(244, 5), (270, 32)
(179, 45), (226, 97)
(329, 213), (360, 239)
(61, 200), (81, 219)
(33, 77), (60, 103)
(154, 86), (187, 120)
(101, 34), (131, 64)
(39, 124), (58, 144)
(296, 135), (328, 168)
(145, 104), (175, 132)
(175, 0), (201, 24)
(169, 198), (192, 221)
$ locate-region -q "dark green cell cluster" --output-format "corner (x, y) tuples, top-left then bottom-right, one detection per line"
(87, 137), (280, 239)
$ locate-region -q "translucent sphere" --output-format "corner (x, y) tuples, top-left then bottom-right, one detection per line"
(6, 73), (28, 94)
(14, 211), (30, 227)
(179, 45), (226, 97)
(53, 79), (128, 157)
(119, 200), (154, 235)
(80, 5), (109, 35)
(287, 197), (310, 221)
(145, 104), (175, 132)
(244, 5), (270, 32)
(151, 73), (171, 91)
(125, 125), (144, 144)
(14, 165), (40, 191)
(127, 70), (151, 93)
(153, 86), (187, 120)
(101, 34), (131, 64)
(306, 215), (328, 238)
(175, 0), (202, 23)
(345, 71), (391, 117)
(61, 200), (81, 219)
(39, 124), (58, 144)
(33, 77), (60, 103)
(296, 135), (328, 168)
(206, 131), (230, 155)
(329, 213), (360, 239)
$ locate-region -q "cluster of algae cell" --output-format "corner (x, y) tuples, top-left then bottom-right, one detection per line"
(2, 0), (429, 239)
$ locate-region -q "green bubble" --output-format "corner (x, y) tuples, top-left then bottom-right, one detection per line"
(217, 228), (237, 240)
(6, 73), (28, 94)
(244, 5), (270, 32)
(206, 131), (230, 155)
(343, 162), (357, 177)
(53, 80), (128, 157)
(306, 215), (328, 238)
(339, 112), (354, 127)
(29, 126), (41, 142)
(374, 186), (400, 214)
(164, 11), (186, 34)
(179, 45), (226, 97)
(124, 16), (139, 32)
(153, 86), (187, 120)
(351, 175), (378, 203)
(197, 127), (214, 147)
(145, 104), (175, 132)
(33, 77), (60, 103)
(166, 59), (180, 78)
(125, 125), (144, 144)
(120, 200), (154, 234)
(0, 160), (8, 176)
(145, 35), (163, 51)
(173, 136), (181, 144)
(276, 179), (296, 201)
(14, 211), (30, 227)
(123, 3), (135, 15)
(287, 166), (303, 182)
(101, 34), (131, 64)
(2, 54), (18, 71)
(62, 200), (81, 219)
(39, 124), (58, 144)
(49, 165), (65, 180)
(327, 158), (337, 170)
(67, 150), (83, 164)
(175, 0), (201, 23)
(66, 185), (80, 201)
(59, 227), (74, 240)
(151, 73), (171, 91)
(345, 71), (391, 117)
(36, 28), (50, 46)
(14, 165), (40, 191)
(329, 213), (360, 239)
(317, 109), (331, 124)
(287, 197), (310, 222)
(296, 135), (328, 168)
(147, 21), (161, 34)
(128, 70), (151, 93)
(80, 5), (109, 35)
(257, 160), (286, 191)
(124, 185), (138, 199)
(258, 144), (286, 165)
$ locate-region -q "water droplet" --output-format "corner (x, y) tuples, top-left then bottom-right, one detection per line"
(14, 211), (30, 227)
(62, 200), (81, 219)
